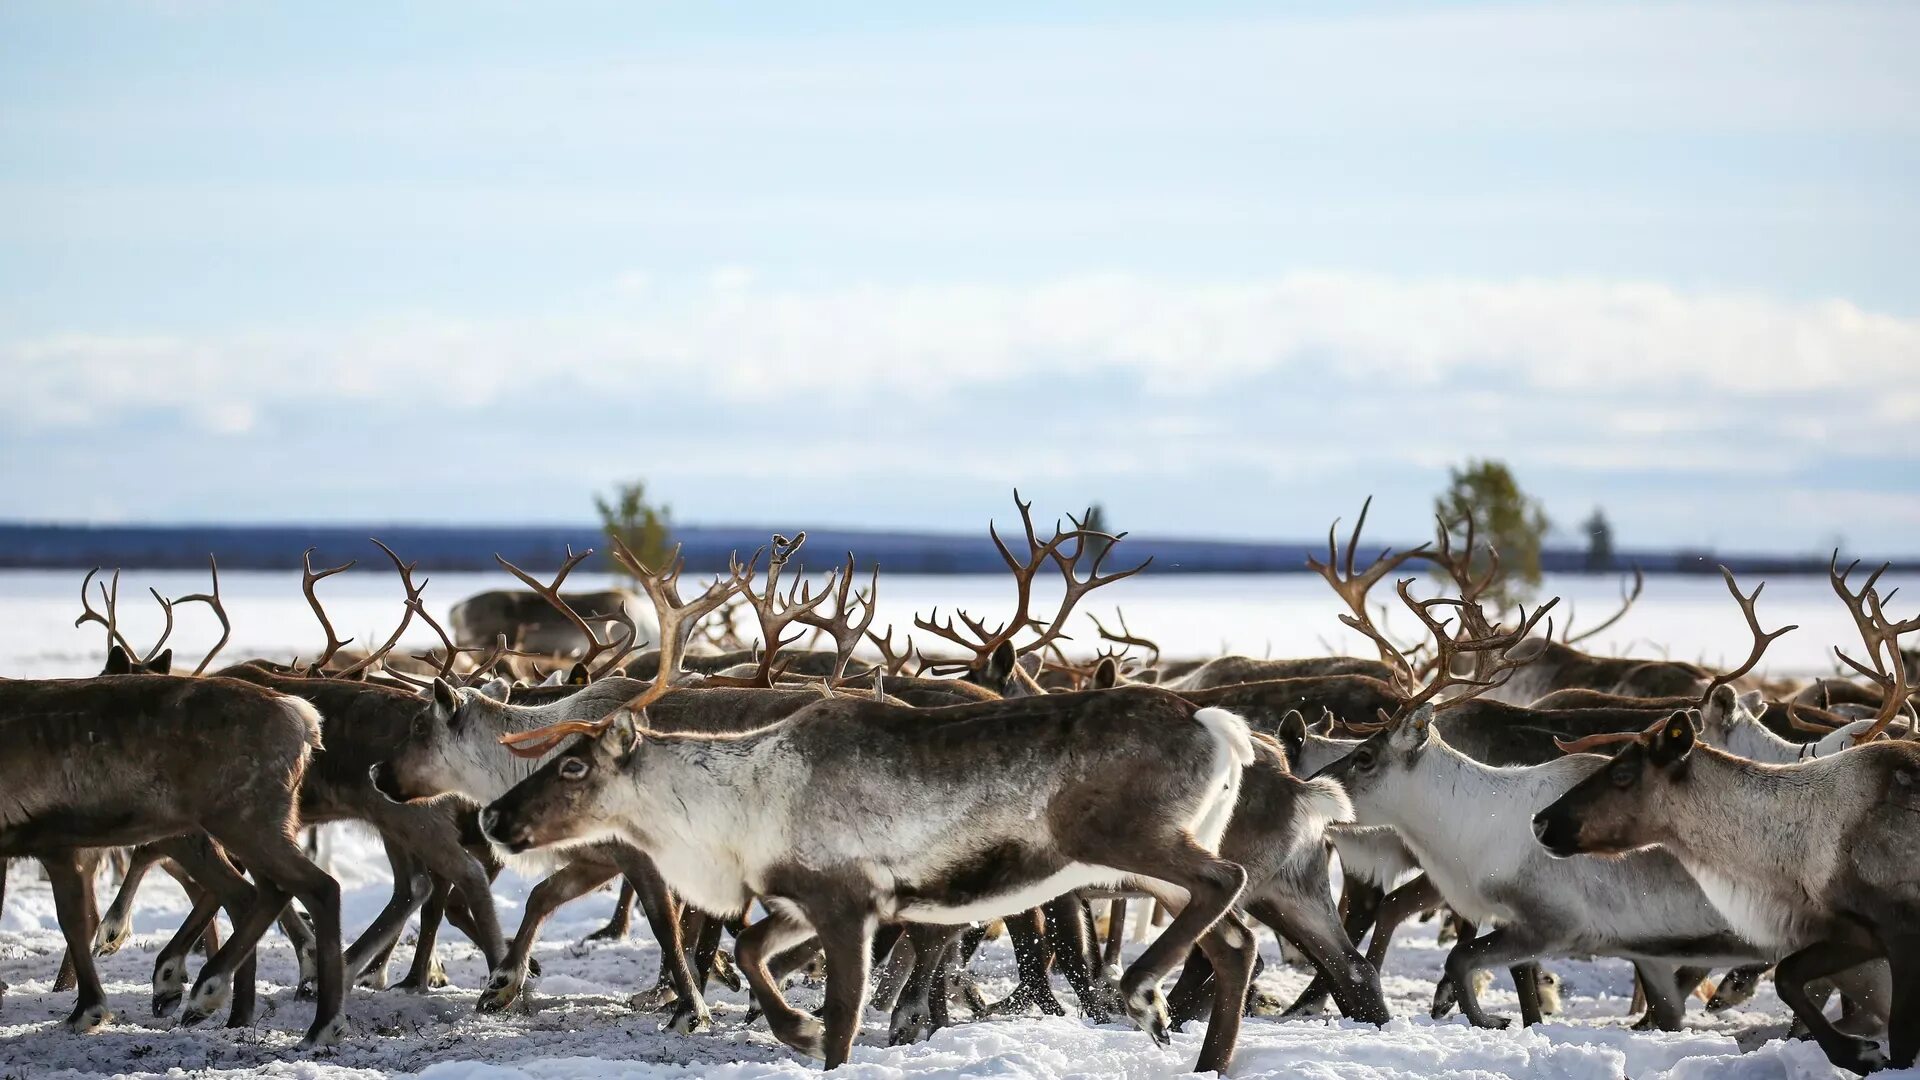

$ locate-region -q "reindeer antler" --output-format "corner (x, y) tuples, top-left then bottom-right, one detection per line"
(1308, 498), (1434, 673)
(301, 548), (358, 673)
(1554, 712), (1673, 755)
(1830, 552), (1920, 744)
(1088, 607), (1160, 668)
(329, 539), (427, 678)
(1561, 567), (1644, 647)
(1699, 567), (1797, 705)
(500, 543), (751, 756)
(706, 533), (836, 689)
(176, 555), (231, 676)
(915, 491), (1147, 674)
(495, 546), (646, 678)
(76, 568), (138, 656)
(865, 624), (917, 676)
(795, 553), (879, 682)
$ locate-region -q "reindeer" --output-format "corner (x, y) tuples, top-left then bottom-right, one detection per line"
(450, 583), (657, 658)
(0, 675), (347, 1046)
(480, 685), (1260, 1073)
(1533, 556), (1920, 1073)
(372, 540), (748, 1026)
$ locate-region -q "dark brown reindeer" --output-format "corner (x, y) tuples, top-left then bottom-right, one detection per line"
(482, 684), (1260, 1073)
(0, 674), (347, 1046)
(1533, 562), (1920, 1072)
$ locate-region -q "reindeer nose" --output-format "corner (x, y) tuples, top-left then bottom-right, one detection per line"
(1530, 814), (1550, 843)
(480, 808), (504, 841)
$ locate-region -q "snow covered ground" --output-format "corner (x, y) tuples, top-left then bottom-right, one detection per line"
(3, 567), (1916, 1079)
(0, 827), (1894, 1080)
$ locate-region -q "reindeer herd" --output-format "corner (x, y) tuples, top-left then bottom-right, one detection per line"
(2, 493), (1916, 1075)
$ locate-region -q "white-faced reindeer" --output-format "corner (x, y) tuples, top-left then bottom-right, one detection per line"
(480, 683), (1260, 1073)
(1534, 556), (1920, 1074)
(372, 540), (749, 1028)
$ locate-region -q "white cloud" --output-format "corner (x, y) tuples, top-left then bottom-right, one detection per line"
(6, 272), (1915, 437)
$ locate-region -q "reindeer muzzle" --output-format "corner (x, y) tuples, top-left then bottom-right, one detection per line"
(1530, 809), (1583, 859)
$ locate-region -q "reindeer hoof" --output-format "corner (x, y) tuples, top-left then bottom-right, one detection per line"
(295, 978), (317, 1000)
(628, 985), (678, 1011)
(666, 1002), (711, 1035)
(711, 950), (744, 993)
(1124, 987), (1171, 1046)
(357, 964), (391, 991)
(779, 1014), (828, 1060)
(583, 922), (629, 945)
(478, 967), (524, 1013)
(63, 1003), (113, 1034)
(94, 916), (132, 957)
(151, 959), (189, 1017)
(180, 973), (231, 1027)
(301, 1014), (348, 1049)
(889, 1007), (933, 1046)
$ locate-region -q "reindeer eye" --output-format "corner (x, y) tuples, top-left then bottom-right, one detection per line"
(559, 758), (590, 781)
(1609, 761), (1637, 789)
(1352, 748), (1377, 772)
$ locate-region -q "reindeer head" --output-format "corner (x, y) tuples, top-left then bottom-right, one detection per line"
(1694, 685), (1772, 758)
(1531, 711), (1699, 858)
(1314, 703), (1438, 825)
(479, 712), (642, 854)
(370, 677), (514, 803)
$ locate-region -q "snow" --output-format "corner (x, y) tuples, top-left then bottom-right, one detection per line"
(4, 568), (1917, 1079)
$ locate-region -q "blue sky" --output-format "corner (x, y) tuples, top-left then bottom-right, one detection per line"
(2, 1), (1915, 554)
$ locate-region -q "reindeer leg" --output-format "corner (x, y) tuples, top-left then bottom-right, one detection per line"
(1777, 936), (1890, 1074)
(154, 836), (260, 1028)
(1070, 835), (1248, 1069)
(1189, 911), (1258, 1074)
(735, 904), (823, 1057)
(149, 886), (221, 1017)
(799, 896), (878, 1070)
(344, 844), (430, 988)
(395, 875), (452, 992)
(889, 924), (963, 1045)
(195, 831), (344, 1048)
(482, 860), (616, 1012)
(1045, 894), (1119, 1021)
(1514, 962), (1547, 1027)
(1251, 891), (1390, 1025)
(1437, 925), (1544, 1030)
(1885, 937), (1919, 1069)
(43, 855), (112, 1033)
(1102, 898), (1128, 970)
(988, 908), (1066, 1016)
(585, 878), (635, 943)
(95, 843), (166, 956)
(614, 854), (708, 1033)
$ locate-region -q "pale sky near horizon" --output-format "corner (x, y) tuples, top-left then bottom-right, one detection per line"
(1, 2), (1916, 554)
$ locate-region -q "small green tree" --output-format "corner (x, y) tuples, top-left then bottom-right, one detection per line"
(1582, 508), (1615, 573)
(1432, 460), (1549, 609)
(594, 479), (674, 577)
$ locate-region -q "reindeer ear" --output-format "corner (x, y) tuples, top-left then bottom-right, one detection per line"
(1279, 709), (1307, 743)
(1647, 711), (1697, 767)
(477, 676), (513, 702)
(1092, 656), (1119, 690)
(607, 710), (642, 758)
(431, 677), (460, 720)
(149, 648), (174, 674)
(984, 641), (1018, 689)
(104, 644), (133, 675)
(1391, 703), (1434, 747)
(567, 662), (591, 685)
(1310, 707), (1335, 736)
(1735, 689), (1764, 719)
